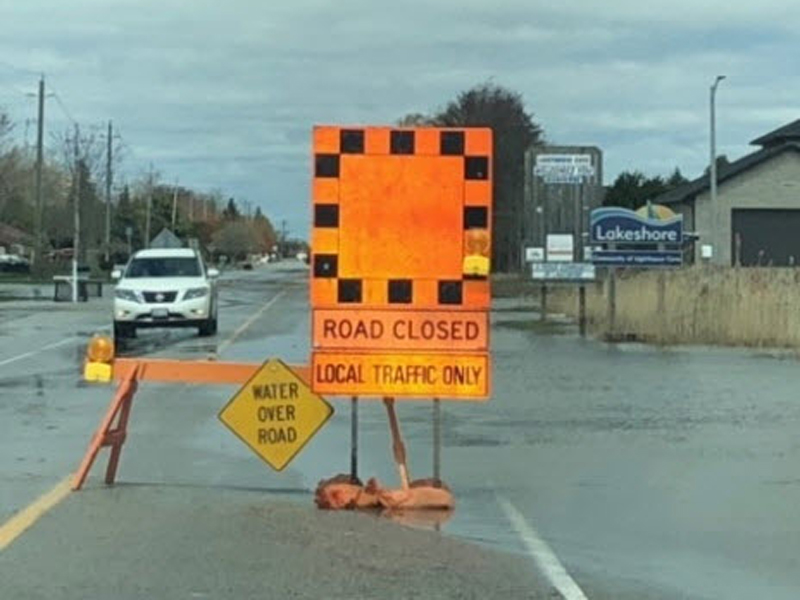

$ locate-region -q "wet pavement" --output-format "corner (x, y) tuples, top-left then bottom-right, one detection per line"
(2, 263), (800, 598)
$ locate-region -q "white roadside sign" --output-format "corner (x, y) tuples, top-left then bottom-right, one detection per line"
(546, 234), (574, 263)
(532, 262), (596, 282)
(534, 154), (596, 184)
(525, 247), (545, 262)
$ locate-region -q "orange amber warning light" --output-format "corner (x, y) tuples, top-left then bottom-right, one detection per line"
(84, 334), (115, 382)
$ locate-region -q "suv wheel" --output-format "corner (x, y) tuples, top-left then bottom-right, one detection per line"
(198, 315), (217, 337)
(114, 321), (135, 340)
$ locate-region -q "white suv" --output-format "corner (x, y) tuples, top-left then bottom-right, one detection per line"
(113, 248), (219, 339)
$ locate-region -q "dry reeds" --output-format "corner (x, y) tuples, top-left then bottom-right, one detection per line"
(543, 266), (800, 347)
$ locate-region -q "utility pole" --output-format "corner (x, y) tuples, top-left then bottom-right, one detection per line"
(72, 123), (81, 303)
(104, 120), (112, 262)
(145, 165), (153, 248)
(33, 76), (45, 274)
(710, 76), (726, 206)
(171, 178), (179, 230)
(281, 219), (288, 257)
(125, 226), (132, 257)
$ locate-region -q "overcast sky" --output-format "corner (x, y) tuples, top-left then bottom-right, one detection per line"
(1, 0), (798, 238)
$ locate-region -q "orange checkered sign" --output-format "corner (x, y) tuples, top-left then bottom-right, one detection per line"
(310, 126), (492, 400)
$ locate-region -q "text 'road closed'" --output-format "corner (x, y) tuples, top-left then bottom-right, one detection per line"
(311, 352), (490, 399)
(313, 310), (488, 351)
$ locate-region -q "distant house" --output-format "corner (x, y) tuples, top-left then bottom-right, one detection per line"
(149, 228), (183, 249)
(0, 223), (34, 256)
(655, 119), (800, 266)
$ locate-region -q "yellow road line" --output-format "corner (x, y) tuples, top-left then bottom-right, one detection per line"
(216, 290), (286, 355)
(0, 290), (287, 552)
(0, 476), (72, 552)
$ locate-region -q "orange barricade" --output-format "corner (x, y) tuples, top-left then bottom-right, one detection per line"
(73, 364), (140, 490)
(73, 358), (310, 491)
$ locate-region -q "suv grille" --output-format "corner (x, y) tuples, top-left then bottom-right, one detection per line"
(143, 291), (177, 303)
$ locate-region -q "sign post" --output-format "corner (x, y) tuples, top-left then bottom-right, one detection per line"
(350, 396), (358, 480)
(578, 284), (587, 337)
(310, 125), (493, 505)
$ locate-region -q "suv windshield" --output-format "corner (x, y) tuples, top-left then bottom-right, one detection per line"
(125, 257), (201, 278)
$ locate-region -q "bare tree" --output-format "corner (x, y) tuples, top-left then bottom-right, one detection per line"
(396, 112), (435, 127)
(0, 111), (14, 151)
(50, 126), (106, 181)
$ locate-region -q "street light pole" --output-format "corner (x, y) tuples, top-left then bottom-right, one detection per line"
(105, 120), (112, 263)
(33, 76), (45, 274)
(710, 75), (726, 205)
(72, 123), (81, 303)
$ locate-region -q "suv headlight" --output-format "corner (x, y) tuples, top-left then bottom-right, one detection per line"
(114, 288), (140, 303)
(183, 287), (209, 300)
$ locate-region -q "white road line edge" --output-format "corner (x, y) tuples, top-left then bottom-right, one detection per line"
(497, 495), (589, 600)
(0, 337), (76, 368)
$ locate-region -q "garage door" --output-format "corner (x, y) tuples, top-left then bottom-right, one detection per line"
(731, 209), (800, 266)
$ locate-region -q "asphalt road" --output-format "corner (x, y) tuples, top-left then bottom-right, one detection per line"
(2, 263), (800, 599)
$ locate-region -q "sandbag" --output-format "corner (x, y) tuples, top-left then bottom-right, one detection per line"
(314, 474), (380, 510)
(375, 478), (455, 510)
(315, 475), (455, 511)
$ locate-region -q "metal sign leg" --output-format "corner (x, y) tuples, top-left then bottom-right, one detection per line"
(578, 284), (587, 337)
(540, 283), (548, 322)
(350, 396), (359, 482)
(433, 398), (441, 486)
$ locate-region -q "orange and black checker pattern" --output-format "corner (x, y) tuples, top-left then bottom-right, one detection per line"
(311, 126), (492, 310)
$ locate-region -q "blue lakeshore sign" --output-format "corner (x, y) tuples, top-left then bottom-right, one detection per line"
(592, 250), (683, 267)
(590, 207), (683, 245)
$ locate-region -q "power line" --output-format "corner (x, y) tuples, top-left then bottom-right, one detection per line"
(0, 60), (39, 77)
(0, 85), (31, 101)
(50, 90), (76, 124)
(0, 87), (35, 115)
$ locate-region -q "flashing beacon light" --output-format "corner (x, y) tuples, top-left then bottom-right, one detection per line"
(84, 334), (115, 382)
(463, 229), (490, 278)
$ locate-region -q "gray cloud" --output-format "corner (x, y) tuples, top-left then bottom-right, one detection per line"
(0, 0), (798, 237)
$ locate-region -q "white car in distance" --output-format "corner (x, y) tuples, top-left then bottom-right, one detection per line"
(112, 248), (219, 340)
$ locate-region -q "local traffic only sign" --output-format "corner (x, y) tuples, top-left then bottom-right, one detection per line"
(313, 353), (489, 398)
(313, 309), (489, 397)
(310, 126), (493, 400)
(219, 359), (333, 471)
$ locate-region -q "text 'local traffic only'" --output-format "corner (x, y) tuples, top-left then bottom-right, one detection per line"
(219, 359), (333, 471)
(313, 310), (488, 352)
(312, 352), (490, 399)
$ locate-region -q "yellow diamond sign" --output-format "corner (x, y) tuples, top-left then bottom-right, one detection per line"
(218, 359), (334, 471)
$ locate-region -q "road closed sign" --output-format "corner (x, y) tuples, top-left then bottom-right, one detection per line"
(219, 359), (333, 471)
(313, 309), (488, 352)
(312, 352), (489, 399)
(310, 125), (493, 401)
